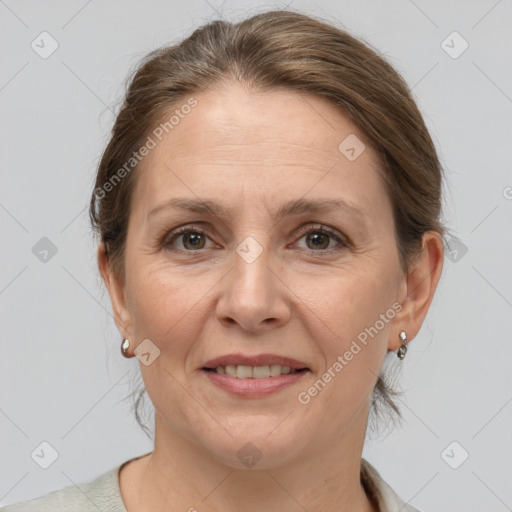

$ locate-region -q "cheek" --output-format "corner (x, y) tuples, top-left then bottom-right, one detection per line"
(297, 272), (395, 432)
(126, 260), (214, 350)
(300, 261), (398, 393)
(301, 260), (398, 340)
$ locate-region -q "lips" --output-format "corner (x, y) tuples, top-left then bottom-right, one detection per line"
(202, 353), (309, 370)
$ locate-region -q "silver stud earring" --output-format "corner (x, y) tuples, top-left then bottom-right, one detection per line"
(121, 338), (132, 358)
(397, 331), (407, 359)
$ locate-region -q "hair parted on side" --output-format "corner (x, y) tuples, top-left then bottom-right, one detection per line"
(90, 9), (445, 439)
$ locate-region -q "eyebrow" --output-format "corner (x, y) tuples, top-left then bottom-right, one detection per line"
(147, 197), (367, 224)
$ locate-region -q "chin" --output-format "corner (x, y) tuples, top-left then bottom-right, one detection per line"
(196, 421), (308, 470)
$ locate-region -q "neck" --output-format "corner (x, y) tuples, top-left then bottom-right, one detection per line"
(128, 405), (377, 512)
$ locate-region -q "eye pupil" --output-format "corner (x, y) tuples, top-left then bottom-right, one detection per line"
(307, 232), (329, 250)
(183, 232), (205, 250)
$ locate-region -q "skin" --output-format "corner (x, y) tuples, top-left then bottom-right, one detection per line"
(98, 83), (443, 512)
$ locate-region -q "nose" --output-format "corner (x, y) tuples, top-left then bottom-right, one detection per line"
(215, 241), (291, 333)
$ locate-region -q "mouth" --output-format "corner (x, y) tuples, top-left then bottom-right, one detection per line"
(200, 354), (311, 397)
(202, 353), (310, 373)
(202, 365), (308, 378)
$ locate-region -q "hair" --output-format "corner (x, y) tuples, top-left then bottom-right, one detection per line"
(89, 9), (445, 439)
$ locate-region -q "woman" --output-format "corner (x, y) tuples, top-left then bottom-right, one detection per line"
(2, 9), (444, 512)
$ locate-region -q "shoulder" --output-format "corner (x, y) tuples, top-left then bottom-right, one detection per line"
(361, 458), (423, 512)
(0, 464), (126, 512)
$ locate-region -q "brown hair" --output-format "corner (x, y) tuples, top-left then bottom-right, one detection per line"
(90, 9), (444, 437)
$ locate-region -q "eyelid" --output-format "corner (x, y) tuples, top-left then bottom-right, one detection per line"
(160, 223), (213, 249)
(292, 223), (351, 250)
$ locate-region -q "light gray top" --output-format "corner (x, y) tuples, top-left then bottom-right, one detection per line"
(1, 457), (421, 512)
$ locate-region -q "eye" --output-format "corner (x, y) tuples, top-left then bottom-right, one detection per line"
(294, 224), (349, 253)
(162, 225), (213, 251)
(160, 223), (350, 254)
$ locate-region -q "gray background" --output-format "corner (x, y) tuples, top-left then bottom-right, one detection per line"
(1, 0), (511, 510)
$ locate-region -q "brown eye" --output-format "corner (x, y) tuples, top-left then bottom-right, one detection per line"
(305, 232), (331, 250)
(294, 224), (350, 254)
(162, 226), (213, 252)
(181, 231), (206, 250)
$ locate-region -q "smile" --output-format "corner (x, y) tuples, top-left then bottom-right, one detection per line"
(201, 367), (310, 397)
(205, 364), (304, 378)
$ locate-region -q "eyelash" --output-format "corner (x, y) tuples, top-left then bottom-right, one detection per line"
(160, 223), (350, 255)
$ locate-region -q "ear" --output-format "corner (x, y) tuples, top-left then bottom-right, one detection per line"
(97, 242), (133, 343)
(389, 231), (444, 350)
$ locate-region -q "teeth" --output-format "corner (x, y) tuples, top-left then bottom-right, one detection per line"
(211, 364), (299, 378)
(225, 365), (237, 377)
(269, 364), (282, 377)
(236, 365), (253, 379)
(253, 365), (270, 379)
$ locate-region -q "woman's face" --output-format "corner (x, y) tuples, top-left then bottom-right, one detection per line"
(108, 84), (411, 468)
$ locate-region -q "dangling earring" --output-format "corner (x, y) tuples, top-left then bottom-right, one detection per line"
(121, 338), (133, 358)
(397, 331), (408, 359)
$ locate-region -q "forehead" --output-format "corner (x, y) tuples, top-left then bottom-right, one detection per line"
(131, 83), (388, 221)
(163, 84), (370, 165)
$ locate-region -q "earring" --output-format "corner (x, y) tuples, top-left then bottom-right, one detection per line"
(121, 338), (133, 358)
(397, 331), (407, 359)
